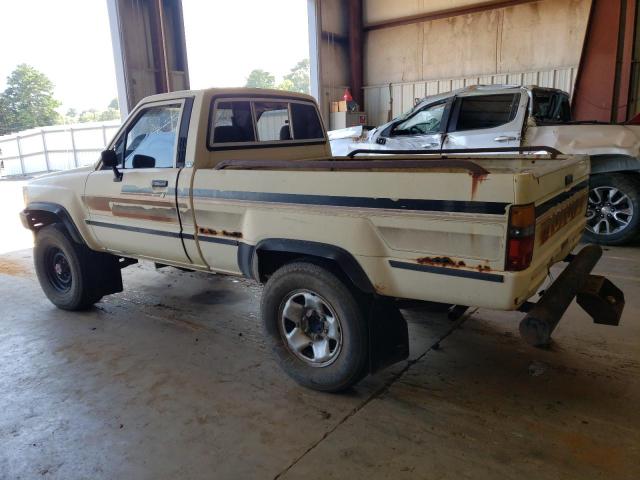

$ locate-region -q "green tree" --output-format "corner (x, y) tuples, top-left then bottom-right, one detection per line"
(78, 109), (98, 123)
(245, 69), (275, 89)
(0, 64), (61, 135)
(276, 79), (295, 92)
(281, 59), (310, 94)
(108, 98), (119, 110)
(98, 108), (120, 121)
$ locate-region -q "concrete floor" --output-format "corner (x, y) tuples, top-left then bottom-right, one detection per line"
(1, 180), (639, 479)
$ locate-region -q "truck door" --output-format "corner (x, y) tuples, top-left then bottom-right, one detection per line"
(442, 92), (528, 150)
(84, 99), (191, 265)
(382, 101), (449, 150)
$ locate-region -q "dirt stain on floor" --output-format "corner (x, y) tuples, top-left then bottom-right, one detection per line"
(0, 257), (31, 277)
(559, 431), (626, 475)
(190, 289), (242, 305)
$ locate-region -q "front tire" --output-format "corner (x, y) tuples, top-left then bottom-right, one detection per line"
(34, 224), (103, 310)
(261, 262), (369, 392)
(583, 173), (640, 245)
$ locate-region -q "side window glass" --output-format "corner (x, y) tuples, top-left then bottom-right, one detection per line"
(532, 91), (571, 123)
(254, 101), (290, 141)
(124, 104), (181, 168)
(392, 103), (445, 136)
(291, 102), (324, 140)
(210, 101), (255, 144)
(454, 94), (519, 131)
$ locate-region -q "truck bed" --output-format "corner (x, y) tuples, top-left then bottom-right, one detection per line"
(185, 153), (589, 309)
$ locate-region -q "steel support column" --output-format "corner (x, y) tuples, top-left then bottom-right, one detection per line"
(573, 0), (637, 122)
(307, 0), (321, 101)
(106, 0), (190, 116)
(348, 0), (363, 107)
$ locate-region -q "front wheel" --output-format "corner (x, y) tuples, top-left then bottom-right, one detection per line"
(583, 173), (640, 245)
(34, 224), (103, 310)
(261, 261), (369, 392)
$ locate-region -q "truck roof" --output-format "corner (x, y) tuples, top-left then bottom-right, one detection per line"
(135, 88), (317, 106)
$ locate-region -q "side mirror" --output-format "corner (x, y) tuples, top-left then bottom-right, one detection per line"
(100, 149), (122, 182)
(101, 149), (118, 167)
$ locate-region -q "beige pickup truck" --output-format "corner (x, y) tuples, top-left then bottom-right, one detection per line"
(21, 88), (624, 392)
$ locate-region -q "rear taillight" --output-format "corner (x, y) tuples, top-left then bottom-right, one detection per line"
(506, 204), (536, 271)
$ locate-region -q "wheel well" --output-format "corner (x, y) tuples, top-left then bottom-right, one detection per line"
(25, 210), (59, 230)
(23, 203), (84, 244)
(257, 251), (364, 293)
(590, 170), (640, 181)
(257, 250), (300, 280)
(253, 240), (375, 295)
(588, 155), (640, 175)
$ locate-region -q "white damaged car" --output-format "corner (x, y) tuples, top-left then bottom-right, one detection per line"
(331, 85), (640, 245)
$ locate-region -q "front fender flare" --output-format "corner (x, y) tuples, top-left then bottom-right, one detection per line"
(21, 202), (85, 244)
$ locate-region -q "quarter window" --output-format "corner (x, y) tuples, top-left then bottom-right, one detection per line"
(532, 91), (571, 124)
(291, 102), (324, 140)
(123, 104), (181, 168)
(452, 94), (520, 131)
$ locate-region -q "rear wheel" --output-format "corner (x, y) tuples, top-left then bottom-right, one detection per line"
(584, 173), (640, 245)
(34, 224), (103, 310)
(261, 261), (369, 392)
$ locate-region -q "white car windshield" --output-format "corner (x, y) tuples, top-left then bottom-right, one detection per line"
(393, 103), (445, 135)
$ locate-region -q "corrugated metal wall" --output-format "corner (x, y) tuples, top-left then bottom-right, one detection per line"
(364, 65), (577, 125)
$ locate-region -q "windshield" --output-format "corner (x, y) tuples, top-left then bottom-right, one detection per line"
(532, 90), (571, 124)
(393, 103), (446, 136)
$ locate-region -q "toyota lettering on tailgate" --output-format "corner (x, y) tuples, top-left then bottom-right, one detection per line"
(540, 190), (589, 244)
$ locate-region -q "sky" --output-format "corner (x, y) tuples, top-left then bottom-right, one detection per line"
(0, 0), (310, 113)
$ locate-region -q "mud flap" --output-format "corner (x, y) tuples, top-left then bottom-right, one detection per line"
(368, 297), (409, 373)
(86, 249), (123, 297)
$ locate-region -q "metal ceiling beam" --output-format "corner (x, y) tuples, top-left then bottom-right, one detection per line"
(363, 0), (540, 31)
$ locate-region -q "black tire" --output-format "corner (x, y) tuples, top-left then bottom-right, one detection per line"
(261, 261), (369, 392)
(34, 224), (103, 310)
(583, 173), (640, 245)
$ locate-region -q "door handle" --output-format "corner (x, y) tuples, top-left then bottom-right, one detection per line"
(494, 136), (517, 142)
(422, 142), (440, 148)
(152, 179), (168, 188)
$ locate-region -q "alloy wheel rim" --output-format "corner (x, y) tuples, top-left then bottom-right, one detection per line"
(586, 186), (634, 236)
(279, 290), (343, 367)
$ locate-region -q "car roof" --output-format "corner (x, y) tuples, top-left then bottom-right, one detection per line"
(413, 84), (567, 110)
